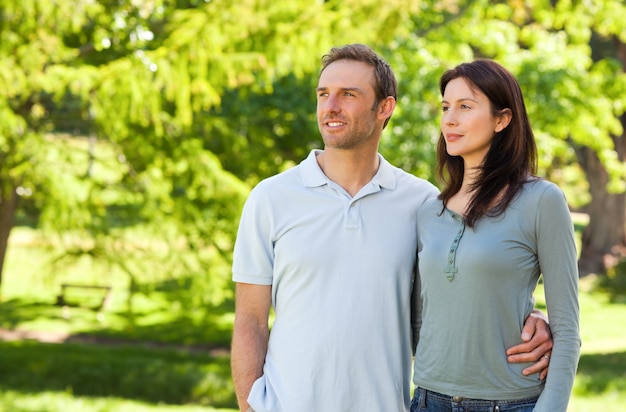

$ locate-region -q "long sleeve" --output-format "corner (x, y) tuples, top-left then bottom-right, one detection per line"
(533, 184), (581, 411)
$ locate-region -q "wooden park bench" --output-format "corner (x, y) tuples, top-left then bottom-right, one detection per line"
(55, 283), (112, 311)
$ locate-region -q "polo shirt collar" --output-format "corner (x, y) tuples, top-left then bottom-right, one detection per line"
(300, 149), (397, 190)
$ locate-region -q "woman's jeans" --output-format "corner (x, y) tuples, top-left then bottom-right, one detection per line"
(410, 387), (538, 412)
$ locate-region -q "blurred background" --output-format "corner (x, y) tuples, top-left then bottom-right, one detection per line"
(1, 0), (625, 411)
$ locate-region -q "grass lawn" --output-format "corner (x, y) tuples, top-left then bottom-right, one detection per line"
(0, 338), (236, 412)
(565, 277), (626, 411)
(0, 390), (235, 412)
(0, 227), (239, 411)
(1, 227), (626, 410)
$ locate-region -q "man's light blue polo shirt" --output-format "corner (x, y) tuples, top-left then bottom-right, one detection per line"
(233, 149), (438, 412)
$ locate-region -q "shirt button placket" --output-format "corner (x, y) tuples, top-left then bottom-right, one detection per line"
(444, 221), (465, 282)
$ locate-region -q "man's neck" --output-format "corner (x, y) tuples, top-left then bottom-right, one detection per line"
(316, 149), (380, 197)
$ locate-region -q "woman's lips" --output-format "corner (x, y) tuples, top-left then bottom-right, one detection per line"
(446, 133), (462, 142)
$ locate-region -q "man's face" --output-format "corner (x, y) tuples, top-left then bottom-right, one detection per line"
(316, 60), (381, 150)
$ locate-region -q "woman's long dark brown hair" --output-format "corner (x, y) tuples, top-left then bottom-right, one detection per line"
(437, 59), (538, 228)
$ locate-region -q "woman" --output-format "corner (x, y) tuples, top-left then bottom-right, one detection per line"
(411, 60), (580, 411)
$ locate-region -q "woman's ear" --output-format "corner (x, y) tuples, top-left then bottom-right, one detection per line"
(495, 108), (512, 133)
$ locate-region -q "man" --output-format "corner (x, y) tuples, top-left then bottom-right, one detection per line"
(231, 44), (552, 412)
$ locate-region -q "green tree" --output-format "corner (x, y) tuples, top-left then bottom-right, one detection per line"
(71, 0), (419, 305)
(381, 0), (626, 275)
(0, 0), (253, 301)
(0, 0), (77, 290)
(0, 0), (419, 303)
(3, 0), (626, 307)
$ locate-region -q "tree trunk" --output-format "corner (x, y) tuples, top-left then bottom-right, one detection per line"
(576, 144), (626, 276)
(575, 37), (626, 276)
(0, 185), (18, 296)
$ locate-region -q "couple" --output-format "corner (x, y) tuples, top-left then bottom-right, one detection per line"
(231, 44), (580, 412)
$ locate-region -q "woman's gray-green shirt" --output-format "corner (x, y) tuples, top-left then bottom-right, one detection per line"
(413, 179), (580, 412)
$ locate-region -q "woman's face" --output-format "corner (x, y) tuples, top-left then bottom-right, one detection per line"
(441, 77), (508, 168)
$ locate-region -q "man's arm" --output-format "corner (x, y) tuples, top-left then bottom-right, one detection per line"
(231, 283), (272, 412)
(506, 309), (553, 380)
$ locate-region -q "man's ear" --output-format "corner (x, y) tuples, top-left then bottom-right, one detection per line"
(378, 96), (396, 121)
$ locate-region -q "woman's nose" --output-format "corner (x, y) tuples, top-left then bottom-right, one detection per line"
(443, 110), (456, 125)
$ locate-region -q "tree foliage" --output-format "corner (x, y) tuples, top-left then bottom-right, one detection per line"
(2, 0), (626, 307)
